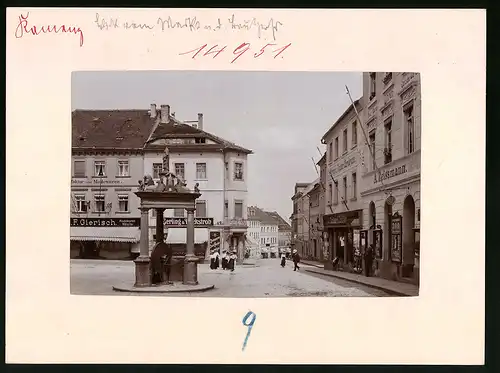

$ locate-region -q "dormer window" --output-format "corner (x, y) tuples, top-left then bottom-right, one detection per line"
(195, 137), (206, 144)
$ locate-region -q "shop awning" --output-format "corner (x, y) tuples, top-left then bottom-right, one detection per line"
(166, 228), (208, 244)
(70, 227), (140, 243)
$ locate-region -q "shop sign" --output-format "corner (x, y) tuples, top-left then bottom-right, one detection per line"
(70, 218), (140, 227)
(390, 212), (402, 262)
(374, 165), (407, 184)
(323, 210), (363, 227)
(164, 217), (214, 227)
(71, 179), (123, 185)
(374, 229), (383, 259)
(331, 157), (356, 174)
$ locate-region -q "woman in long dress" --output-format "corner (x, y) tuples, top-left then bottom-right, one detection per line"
(280, 252), (286, 267)
(214, 250), (220, 269)
(221, 251), (228, 270)
(228, 251), (237, 272)
(209, 251), (216, 270)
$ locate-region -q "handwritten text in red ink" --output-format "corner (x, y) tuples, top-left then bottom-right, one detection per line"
(15, 12), (84, 47)
(179, 42), (291, 63)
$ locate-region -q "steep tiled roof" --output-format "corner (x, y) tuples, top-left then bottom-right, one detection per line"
(267, 211), (291, 231)
(147, 118), (253, 154)
(247, 206), (278, 225)
(72, 110), (154, 149)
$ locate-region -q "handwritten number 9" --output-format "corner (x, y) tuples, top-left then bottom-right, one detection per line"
(231, 43), (250, 64)
(242, 311), (256, 351)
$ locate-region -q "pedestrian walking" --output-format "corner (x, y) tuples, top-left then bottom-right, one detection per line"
(221, 251), (229, 270)
(280, 252), (286, 268)
(292, 249), (301, 271)
(228, 251), (237, 272)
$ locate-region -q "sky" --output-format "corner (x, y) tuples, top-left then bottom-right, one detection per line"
(72, 71), (362, 222)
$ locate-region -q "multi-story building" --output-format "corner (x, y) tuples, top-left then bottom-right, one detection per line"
(70, 104), (253, 261)
(321, 99), (365, 270)
(291, 181), (316, 258)
(307, 181), (322, 260)
(360, 72), (421, 284)
(267, 211), (292, 255)
(317, 153), (329, 260)
(247, 207), (262, 258)
(142, 104), (253, 261)
(70, 110), (151, 259)
(247, 206), (280, 258)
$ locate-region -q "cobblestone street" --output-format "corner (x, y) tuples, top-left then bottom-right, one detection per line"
(70, 258), (389, 297)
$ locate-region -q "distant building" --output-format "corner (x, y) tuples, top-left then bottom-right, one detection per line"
(266, 211), (292, 254)
(291, 182), (313, 258)
(247, 206), (280, 258)
(246, 207), (262, 258)
(306, 181), (322, 260)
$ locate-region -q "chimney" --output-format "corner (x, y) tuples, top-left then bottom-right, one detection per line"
(197, 113), (203, 130)
(150, 104), (157, 119)
(160, 105), (170, 123)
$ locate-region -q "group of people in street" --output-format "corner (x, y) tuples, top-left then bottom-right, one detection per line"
(280, 249), (301, 271)
(210, 250), (237, 272)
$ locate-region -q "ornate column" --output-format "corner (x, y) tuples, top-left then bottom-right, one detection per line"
(155, 208), (165, 243)
(183, 208), (198, 285)
(134, 207), (151, 287)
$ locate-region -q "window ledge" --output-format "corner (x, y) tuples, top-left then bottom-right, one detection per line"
(73, 176), (87, 179)
(92, 176), (107, 179)
(194, 178), (208, 181)
(116, 176), (131, 178)
(115, 211), (131, 214)
(233, 179), (244, 182)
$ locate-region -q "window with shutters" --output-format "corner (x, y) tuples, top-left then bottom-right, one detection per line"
(195, 200), (207, 217)
(234, 200), (243, 218)
(73, 160), (86, 178)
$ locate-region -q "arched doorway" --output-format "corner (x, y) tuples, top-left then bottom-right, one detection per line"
(402, 195), (416, 277)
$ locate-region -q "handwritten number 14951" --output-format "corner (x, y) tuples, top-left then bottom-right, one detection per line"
(180, 42), (291, 63)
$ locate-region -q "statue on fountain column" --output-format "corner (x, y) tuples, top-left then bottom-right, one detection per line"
(162, 146), (170, 174)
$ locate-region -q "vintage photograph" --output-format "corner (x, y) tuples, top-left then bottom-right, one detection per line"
(70, 71), (420, 297)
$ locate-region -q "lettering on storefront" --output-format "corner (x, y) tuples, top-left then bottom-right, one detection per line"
(374, 165), (407, 183)
(70, 218), (140, 227)
(332, 157), (356, 174)
(323, 210), (363, 228)
(71, 179), (123, 185)
(164, 217), (214, 227)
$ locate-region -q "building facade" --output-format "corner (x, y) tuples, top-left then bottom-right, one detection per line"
(247, 208), (262, 258)
(70, 110), (152, 259)
(360, 72), (421, 284)
(267, 211), (292, 256)
(70, 104), (253, 261)
(321, 99), (365, 271)
(317, 153), (328, 260)
(307, 181), (322, 260)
